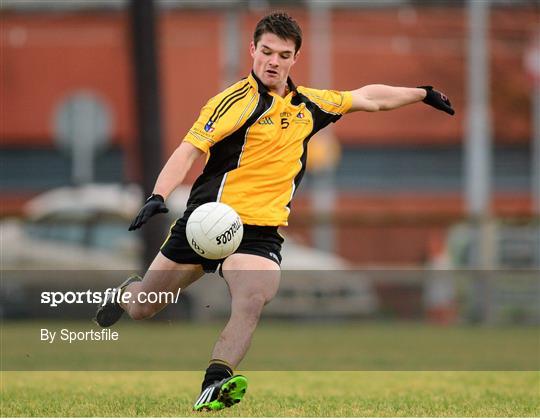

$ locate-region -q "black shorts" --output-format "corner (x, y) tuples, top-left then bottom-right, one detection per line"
(160, 208), (284, 273)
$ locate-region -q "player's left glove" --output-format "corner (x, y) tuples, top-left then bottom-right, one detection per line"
(128, 193), (169, 231)
(418, 86), (455, 115)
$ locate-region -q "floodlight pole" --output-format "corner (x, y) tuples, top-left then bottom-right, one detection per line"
(466, 0), (495, 322)
(221, 7), (241, 88)
(533, 64), (540, 268)
(466, 0), (495, 268)
(528, 34), (540, 267)
(309, 0), (335, 253)
(130, 0), (167, 269)
(534, 73), (540, 217)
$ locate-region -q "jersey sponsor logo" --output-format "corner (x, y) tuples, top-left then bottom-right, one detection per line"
(258, 116), (274, 125)
(294, 111), (310, 124)
(204, 120), (215, 133)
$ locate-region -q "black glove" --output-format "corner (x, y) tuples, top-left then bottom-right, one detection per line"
(128, 194), (169, 231)
(418, 86), (455, 115)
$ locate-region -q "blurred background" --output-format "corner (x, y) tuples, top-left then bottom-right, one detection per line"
(1, 0), (539, 330)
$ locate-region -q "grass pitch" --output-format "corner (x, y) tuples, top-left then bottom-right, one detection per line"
(2, 371), (539, 417)
(2, 320), (539, 416)
(3, 320), (538, 371)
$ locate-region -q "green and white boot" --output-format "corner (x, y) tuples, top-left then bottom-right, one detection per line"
(193, 375), (248, 411)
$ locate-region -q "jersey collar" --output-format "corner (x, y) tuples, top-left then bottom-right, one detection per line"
(248, 70), (297, 95)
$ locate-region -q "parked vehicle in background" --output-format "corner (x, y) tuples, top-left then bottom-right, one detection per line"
(1, 184), (377, 320)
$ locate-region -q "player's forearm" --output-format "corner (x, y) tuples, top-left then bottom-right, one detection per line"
(152, 141), (203, 200)
(351, 85), (426, 112)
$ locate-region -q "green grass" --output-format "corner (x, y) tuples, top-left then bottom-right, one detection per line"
(2, 371), (539, 417)
(2, 321), (539, 416)
(2, 320), (539, 370)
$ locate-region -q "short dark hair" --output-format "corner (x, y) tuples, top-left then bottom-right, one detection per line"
(253, 12), (302, 53)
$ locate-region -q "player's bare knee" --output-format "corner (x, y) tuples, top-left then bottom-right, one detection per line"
(233, 293), (267, 319)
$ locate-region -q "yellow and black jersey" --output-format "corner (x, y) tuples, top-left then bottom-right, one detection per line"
(184, 71), (352, 226)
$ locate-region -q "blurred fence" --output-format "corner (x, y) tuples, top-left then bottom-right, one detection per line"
(1, 1), (538, 265)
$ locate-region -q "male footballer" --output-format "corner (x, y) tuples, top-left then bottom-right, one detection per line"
(96, 11), (454, 411)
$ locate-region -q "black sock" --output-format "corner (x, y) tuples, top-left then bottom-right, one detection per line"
(201, 360), (233, 391)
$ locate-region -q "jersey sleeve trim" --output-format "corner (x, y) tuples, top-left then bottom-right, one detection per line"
(340, 91), (353, 114)
(184, 129), (214, 153)
(298, 87), (353, 115)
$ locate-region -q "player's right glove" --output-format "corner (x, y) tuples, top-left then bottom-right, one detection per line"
(418, 86), (455, 115)
(128, 194), (169, 231)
